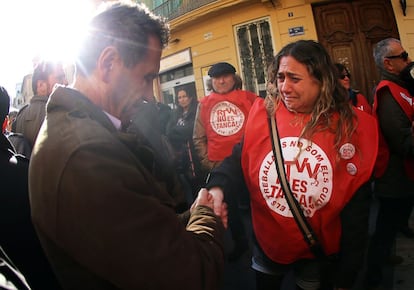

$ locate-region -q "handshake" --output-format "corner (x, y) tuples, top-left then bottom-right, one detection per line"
(190, 187), (228, 228)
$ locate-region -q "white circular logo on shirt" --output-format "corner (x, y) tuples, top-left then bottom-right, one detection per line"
(259, 137), (333, 218)
(210, 101), (245, 136)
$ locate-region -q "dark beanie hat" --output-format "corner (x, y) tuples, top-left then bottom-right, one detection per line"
(208, 62), (236, 77)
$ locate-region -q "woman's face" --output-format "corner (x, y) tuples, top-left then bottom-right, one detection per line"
(338, 69), (351, 90)
(177, 90), (192, 110)
(277, 56), (321, 113)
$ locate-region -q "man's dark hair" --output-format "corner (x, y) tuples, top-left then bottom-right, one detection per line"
(0, 86), (10, 122)
(31, 60), (63, 95)
(76, 2), (170, 76)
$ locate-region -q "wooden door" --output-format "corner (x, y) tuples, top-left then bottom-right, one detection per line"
(312, 0), (400, 103)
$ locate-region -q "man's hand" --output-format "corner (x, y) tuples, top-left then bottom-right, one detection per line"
(208, 187), (227, 228)
(191, 188), (228, 228)
(207, 187), (224, 215)
(191, 188), (213, 211)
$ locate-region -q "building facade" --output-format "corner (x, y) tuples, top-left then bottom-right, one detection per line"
(142, 0), (413, 107)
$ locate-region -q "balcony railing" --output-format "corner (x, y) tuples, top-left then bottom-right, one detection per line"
(153, 0), (217, 20)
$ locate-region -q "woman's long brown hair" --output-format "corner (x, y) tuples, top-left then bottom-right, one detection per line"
(265, 40), (357, 158)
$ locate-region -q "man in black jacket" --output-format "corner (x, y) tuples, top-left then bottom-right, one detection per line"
(0, 85), (60, 289)
(365, 38), (414, 290)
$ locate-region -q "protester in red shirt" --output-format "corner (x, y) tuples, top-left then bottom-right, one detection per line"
(206, 40), (378, 290)
(334, 63), (372, 114)
(193, 62), (258, 261)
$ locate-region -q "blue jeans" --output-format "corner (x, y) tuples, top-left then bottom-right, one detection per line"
(252, 241), (323, 290)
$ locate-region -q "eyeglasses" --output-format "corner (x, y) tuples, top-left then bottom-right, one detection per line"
(339, 73), (350, 80)
(385, 51), (409, 61)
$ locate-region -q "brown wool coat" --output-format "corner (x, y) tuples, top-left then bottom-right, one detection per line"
(13, 95), (48, 149)
(29, 86), (225, 290)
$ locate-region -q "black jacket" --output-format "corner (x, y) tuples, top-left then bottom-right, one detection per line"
(375, 85), (414, 198)
(166, 106), (202, 180)
(0, 133), (60, 289)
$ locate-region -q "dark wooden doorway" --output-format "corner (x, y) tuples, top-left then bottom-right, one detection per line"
(312, 0), (400, 104)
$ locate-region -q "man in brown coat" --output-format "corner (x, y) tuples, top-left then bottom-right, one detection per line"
(29, 2), (227, 289)
(13, 60), (67, 155)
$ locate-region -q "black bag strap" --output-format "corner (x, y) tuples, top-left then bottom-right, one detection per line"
(268, 116), (326, 259)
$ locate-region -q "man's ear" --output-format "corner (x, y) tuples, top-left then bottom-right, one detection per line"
(97, 46), (118, 83)
(383, 59), (395, 74)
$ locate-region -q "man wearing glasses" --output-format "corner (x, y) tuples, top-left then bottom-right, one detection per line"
(365, 38), (414, 290)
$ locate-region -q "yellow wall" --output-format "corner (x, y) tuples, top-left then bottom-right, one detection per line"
(274, 3), (317, 47)
(162, 0), (318, 99)
(391, 0), (414, 55)
(161, 0), (411, 100)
